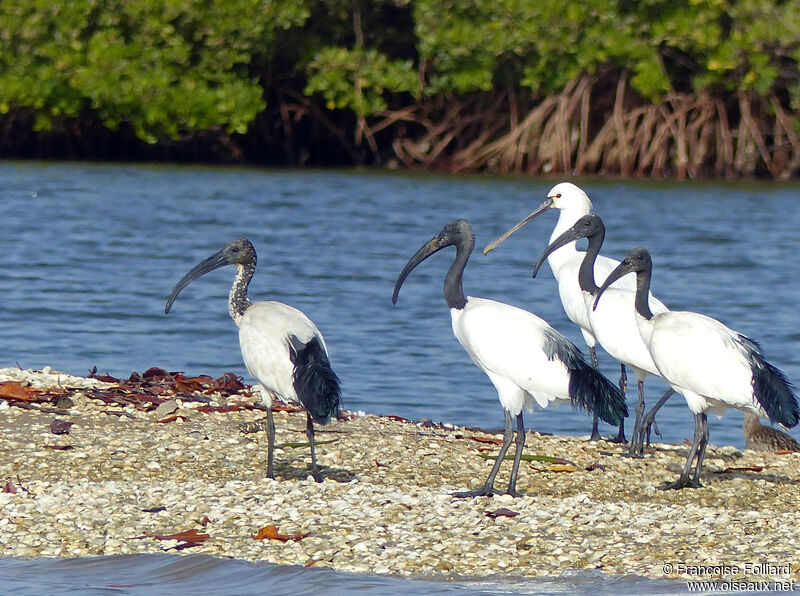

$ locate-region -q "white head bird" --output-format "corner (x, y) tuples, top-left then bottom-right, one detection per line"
(165, 238), (341, 482)
(484, 182), (664, 443)
(393, 219), (626, 498)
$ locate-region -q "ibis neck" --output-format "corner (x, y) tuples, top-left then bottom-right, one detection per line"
(229, 263), (254, 325)
(633, 267), (654, 320)
(578, 232), (603, 294)
(444, 235), (472, 310)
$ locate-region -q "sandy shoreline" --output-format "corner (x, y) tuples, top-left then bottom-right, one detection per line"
(0, 366), (798, 583)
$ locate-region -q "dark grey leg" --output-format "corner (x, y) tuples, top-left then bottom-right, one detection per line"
(454, 409), (513, 498)
(506, 413), (526, 497)
(640, 388), (674, 450)
(627, 379), (647, 457)
(306, 413), (323, 482)
(691, 413), (709, 486)
(266, 405), (276, 479)
(608, 364), (628, 444)
(588, 346), (601, 442)
(659, 412), (705, 490)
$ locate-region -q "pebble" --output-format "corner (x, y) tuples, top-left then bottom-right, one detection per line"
(0, 366), (798, 582)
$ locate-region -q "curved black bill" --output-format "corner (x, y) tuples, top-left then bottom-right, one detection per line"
(165, 250), (228, 314)
(532, 226), (585, 279)
(392, 235), (447, 305)
(592, 259), (634, 311)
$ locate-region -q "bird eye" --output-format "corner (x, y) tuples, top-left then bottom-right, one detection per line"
(231, 247), (240, 253)
(556, 193), (562, 198)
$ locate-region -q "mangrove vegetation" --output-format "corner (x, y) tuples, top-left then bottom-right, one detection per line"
(2, 0), (800, 178)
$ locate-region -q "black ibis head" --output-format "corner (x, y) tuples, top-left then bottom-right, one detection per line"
(532, 213), (605, 278)
(165, 238), (257, 314)
(392, 219), (474, 305)
(593, 247), (652, 311)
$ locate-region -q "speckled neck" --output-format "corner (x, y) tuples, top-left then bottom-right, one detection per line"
(228, 263), (254, 325)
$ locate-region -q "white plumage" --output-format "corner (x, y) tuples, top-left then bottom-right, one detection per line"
(393, 219), (626, 498)
(165, 238), (341, 482)
(645, 311), (760, 415)
(594, 247), (799, 489)
(238, 301), (327, 407)
(452, 297), (585, 414)
(533, 213), (674, 455)
(484, 182), (660, 441)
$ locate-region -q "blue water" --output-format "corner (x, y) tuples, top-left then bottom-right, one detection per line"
(2, 162), (798, 446)
(0, 553), (688, 595)
(1, 161), (799, 593)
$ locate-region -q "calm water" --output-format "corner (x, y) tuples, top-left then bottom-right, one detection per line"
(1, 161), (799, 593)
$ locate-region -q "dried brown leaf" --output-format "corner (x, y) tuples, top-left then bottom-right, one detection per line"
(143, 528), (210, 546)
(385, 415), (411, 423)
(155, 415), (190, 424)
(720, 465), (765, 473)
(88, 367), (121, 383)
(251, 525), (310, 542)
(0, 381), (43, 401)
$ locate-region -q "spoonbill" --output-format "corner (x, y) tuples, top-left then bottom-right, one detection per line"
(532, 214), (674, 457)
(594, 247), (799, 489)
(484, 182), (646, 442)
(165, 238), (341, 482)
(392, 219), (626, 497)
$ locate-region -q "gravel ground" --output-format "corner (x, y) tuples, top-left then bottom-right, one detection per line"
(0, 367), (798, 583)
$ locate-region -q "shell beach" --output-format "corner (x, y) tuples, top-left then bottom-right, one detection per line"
(0, 366), (798, 584)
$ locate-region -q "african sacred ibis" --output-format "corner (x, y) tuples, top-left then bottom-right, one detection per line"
(594, 247), (799, 489)
(165, 238), (341, 482)
(484, 182), (641, 442)
(532, 214), (674, 457)
(392, 219), (626, 497)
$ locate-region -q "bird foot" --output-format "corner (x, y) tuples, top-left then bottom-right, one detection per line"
(605, 435), (627, 444)
(505, 489), (525, 498)
(452, 487), (501, 498)
(588, 431), (603, 442)
(657, 478), (703, 490)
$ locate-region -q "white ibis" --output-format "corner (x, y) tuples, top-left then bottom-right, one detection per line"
(594, 247), (799, 489)
(165, 238), (341, 482)
(532, 214), (674, 457)
(484, 182), (642, 442)
(392, 219), (626, 497)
